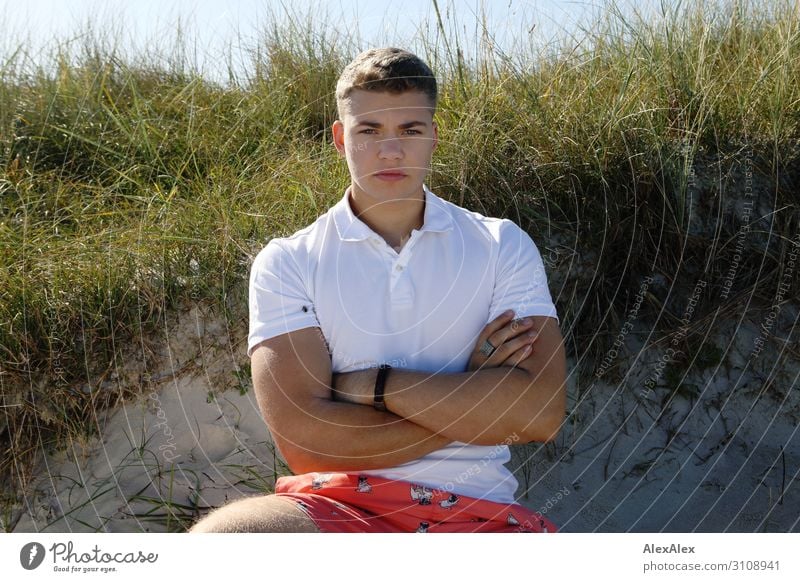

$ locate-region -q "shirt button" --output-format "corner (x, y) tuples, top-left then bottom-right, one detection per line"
(395, 265), (404, 271)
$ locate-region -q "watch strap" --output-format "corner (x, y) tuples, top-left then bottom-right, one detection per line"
(373, 364), (391, 412)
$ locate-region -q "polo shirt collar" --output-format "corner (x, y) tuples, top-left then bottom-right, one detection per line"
(332, 184), (454, 242)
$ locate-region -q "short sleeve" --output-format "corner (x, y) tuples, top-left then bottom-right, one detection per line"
(488, 220), (558, 323)
(248, 240), (320, 356)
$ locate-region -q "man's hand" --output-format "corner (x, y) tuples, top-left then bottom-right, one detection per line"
(467, 310), (540, 372)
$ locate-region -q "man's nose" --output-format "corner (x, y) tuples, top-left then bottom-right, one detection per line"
(377, 136), (403, 159)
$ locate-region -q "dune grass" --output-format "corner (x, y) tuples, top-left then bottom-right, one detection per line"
(1, 0), (799, 526)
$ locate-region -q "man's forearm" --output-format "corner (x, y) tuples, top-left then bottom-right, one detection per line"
(276, 396), (451, 474)
(335, 367), (563, 445)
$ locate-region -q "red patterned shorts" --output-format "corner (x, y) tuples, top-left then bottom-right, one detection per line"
(274, 472), (557, 533)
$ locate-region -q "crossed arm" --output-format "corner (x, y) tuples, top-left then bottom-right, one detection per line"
(330, 315), (565, 445)
(250, 311), (566, 475)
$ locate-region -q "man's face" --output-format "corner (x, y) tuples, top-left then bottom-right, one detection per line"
(333, 89), (438, 207)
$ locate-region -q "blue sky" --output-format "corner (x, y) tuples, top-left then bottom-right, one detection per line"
(0, 0), (665, 82)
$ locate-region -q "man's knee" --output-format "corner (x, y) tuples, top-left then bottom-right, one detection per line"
(189, 494), (320, 533)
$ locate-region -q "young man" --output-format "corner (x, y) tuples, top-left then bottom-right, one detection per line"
(191, 47), (566, 533)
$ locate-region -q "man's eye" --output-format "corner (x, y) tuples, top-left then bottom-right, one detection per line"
(360, 129), (377, 134)
(403, 130), (422, 135)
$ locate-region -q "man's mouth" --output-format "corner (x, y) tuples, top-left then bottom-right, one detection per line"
(374, 171), (407, 181)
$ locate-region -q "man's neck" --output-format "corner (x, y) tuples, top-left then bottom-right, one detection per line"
(348, 186), (426, 250)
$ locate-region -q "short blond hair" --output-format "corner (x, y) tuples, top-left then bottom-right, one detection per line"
(335, 48), (437, 118)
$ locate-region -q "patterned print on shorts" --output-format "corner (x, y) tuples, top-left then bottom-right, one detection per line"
(410, 483), (433, 505)
(311, 473), (333, 490)
(440, 494), (459, 509)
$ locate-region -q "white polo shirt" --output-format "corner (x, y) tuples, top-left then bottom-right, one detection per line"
(248, 185), (557, 503)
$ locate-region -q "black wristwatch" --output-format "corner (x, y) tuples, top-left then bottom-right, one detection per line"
(373, 364), (392, 412)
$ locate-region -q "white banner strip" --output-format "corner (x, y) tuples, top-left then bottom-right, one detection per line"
(2, 533), (798, 581)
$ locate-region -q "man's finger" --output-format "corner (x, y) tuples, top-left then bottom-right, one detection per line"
(501, 343), (533, 368)
(477, 310), (515, 346)
(487, 331), (536, 365)
(507, 317), (536, 339)
(487, 317), (536, 351)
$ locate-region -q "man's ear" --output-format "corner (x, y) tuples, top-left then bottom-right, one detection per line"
(432, 120), (439, 151)
(332, 120), (345, 157)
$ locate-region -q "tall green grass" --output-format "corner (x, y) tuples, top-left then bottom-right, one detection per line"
(1, 0), (799, 523)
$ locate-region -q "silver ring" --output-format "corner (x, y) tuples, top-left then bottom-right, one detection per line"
(479, 339), (496, 357)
